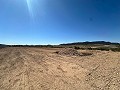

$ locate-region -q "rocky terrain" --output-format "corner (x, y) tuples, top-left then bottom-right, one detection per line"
(0, 47), (120, 90)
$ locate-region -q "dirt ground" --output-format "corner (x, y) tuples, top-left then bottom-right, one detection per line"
(0, 47), (120, 90)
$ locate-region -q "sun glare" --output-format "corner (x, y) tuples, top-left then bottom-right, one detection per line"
(26, 0), (34, 18)
(25, 0), (46, 20)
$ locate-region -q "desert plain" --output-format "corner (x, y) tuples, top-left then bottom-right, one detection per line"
(0, 47), (120, 90)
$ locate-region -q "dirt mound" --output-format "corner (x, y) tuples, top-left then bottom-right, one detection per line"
(56, 48), (93, 56)
(55, 48), (81, 56)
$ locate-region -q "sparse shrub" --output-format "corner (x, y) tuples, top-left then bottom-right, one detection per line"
(55, 51), (59, 54)
(97, 47), (110, 51)
(74, 46), (80, 50)
(93, 47), (120, 52)
(110, 48), (120, 52)
(87, 47), (93, 50)
(69, 46), (73, 48)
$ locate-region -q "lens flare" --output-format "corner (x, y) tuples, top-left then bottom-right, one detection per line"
(26, 0), (34, 18)
(25, 0), (45, 20)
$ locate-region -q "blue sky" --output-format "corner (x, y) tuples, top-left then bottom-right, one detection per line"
(0, 0), (120, 45)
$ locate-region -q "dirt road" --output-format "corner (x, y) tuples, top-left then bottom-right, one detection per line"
(0, 47), (120, 90)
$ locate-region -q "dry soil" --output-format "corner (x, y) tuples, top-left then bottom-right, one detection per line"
(0, 47), (120, 90)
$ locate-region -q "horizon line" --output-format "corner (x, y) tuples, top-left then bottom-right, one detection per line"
(0, 41), (120, 46)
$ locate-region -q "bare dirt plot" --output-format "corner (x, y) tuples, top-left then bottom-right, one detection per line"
(0, 47), (120, 90)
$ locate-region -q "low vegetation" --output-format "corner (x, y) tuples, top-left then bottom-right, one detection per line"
(0, 41), (120, 52)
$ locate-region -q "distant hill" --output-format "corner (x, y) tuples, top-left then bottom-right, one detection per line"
(0, 41), (119, 47)
(60, 41), (120, 46)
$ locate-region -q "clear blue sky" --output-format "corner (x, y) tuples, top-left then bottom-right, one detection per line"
(0, 0), (120, 45)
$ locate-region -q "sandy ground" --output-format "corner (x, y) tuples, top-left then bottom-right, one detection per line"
(0, 47), (120, 90)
